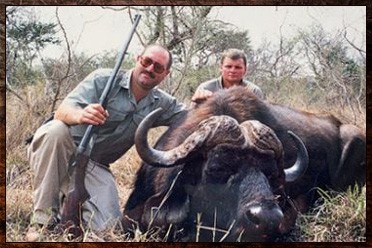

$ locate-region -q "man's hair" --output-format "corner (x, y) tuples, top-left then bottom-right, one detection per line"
(141, 44), (173, 70)
(220, 48), (247, 67)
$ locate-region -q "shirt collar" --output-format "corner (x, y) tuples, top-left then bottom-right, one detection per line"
(118, 69), (132, 89)
(217, 76), (224, 89)
(219, 76), (245, 88)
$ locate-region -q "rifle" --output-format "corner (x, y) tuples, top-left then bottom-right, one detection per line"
(61, 14), (141, 237)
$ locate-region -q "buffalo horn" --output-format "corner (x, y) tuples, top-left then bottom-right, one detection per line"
(135, 108), (245, 167)
(240, 121), (308, 182)
(240, 120), (283, 159)
(283, 131), (309, 182)
(135, 108), (181, 167)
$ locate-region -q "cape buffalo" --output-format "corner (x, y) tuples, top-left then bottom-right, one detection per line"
(123, 86), (365, 242)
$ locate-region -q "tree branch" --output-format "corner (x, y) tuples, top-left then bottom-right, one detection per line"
(50, 7), (72, 112)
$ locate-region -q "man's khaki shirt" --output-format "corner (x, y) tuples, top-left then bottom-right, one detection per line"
(196, 76), (264, 99)
(63, 68), (185, 165)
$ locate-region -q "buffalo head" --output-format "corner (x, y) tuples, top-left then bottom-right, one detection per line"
(131, 107), (308, 241)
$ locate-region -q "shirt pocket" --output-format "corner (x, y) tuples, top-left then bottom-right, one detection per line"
(98, 110), (128, 136)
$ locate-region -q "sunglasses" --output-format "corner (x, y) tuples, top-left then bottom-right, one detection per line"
(139, 56), (166, 74)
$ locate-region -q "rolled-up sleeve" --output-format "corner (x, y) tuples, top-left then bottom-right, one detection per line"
(62, 69), (112, 108)
(152, 89), (186, 126)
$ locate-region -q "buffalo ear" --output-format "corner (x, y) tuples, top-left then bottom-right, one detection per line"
(142, 191), (190, 228)
(334, 124), (365, 190)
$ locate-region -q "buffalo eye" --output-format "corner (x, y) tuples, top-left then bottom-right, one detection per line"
(203, 146), (240, 184)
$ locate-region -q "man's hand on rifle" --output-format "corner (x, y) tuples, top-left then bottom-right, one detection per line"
(78, 103), (109, 125)
(55, 103), (109, 126)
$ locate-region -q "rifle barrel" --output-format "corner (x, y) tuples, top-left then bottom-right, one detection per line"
(77, 14), (142, 154)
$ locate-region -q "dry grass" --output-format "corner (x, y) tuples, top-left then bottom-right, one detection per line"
(6, 155), (366, 242)
(295, 186), (366, 242)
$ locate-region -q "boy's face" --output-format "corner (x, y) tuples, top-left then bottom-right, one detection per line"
(220, 57), (247, 83)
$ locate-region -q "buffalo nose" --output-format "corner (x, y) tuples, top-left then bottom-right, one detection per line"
(245, 202), (284, 232)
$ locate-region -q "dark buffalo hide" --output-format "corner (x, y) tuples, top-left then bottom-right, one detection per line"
(123, 86), (365, 242)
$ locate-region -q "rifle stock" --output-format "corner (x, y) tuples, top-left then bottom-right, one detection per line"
(60, 14), (141, 237)
(61, 153), (90, 237)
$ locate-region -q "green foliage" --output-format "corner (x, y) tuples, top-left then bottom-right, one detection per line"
(9, 63), (45, 86)
(6, 7), (61, 87)
(7, 22), (60, 54)
(134, 7), (251, 69)
(246, 23), (366, 125)
(195, 25), (251, 67)
(174, 65), (218, 100)
(89, 51), (136, 71)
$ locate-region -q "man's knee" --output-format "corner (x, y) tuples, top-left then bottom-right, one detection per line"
(43, 119), (70, 138)
(32, 120), (72, 145)
(28, 120), (75, 160)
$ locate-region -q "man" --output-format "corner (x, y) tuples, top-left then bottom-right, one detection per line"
(191, 48), (264, 106)
(27, 44), (186, 239)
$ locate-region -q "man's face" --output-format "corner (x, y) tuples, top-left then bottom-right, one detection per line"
(219, 57), (247, 84)
(134, 47), (170, 90)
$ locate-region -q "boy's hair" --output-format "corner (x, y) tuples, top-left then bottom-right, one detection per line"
(220, 48), (247, 67)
